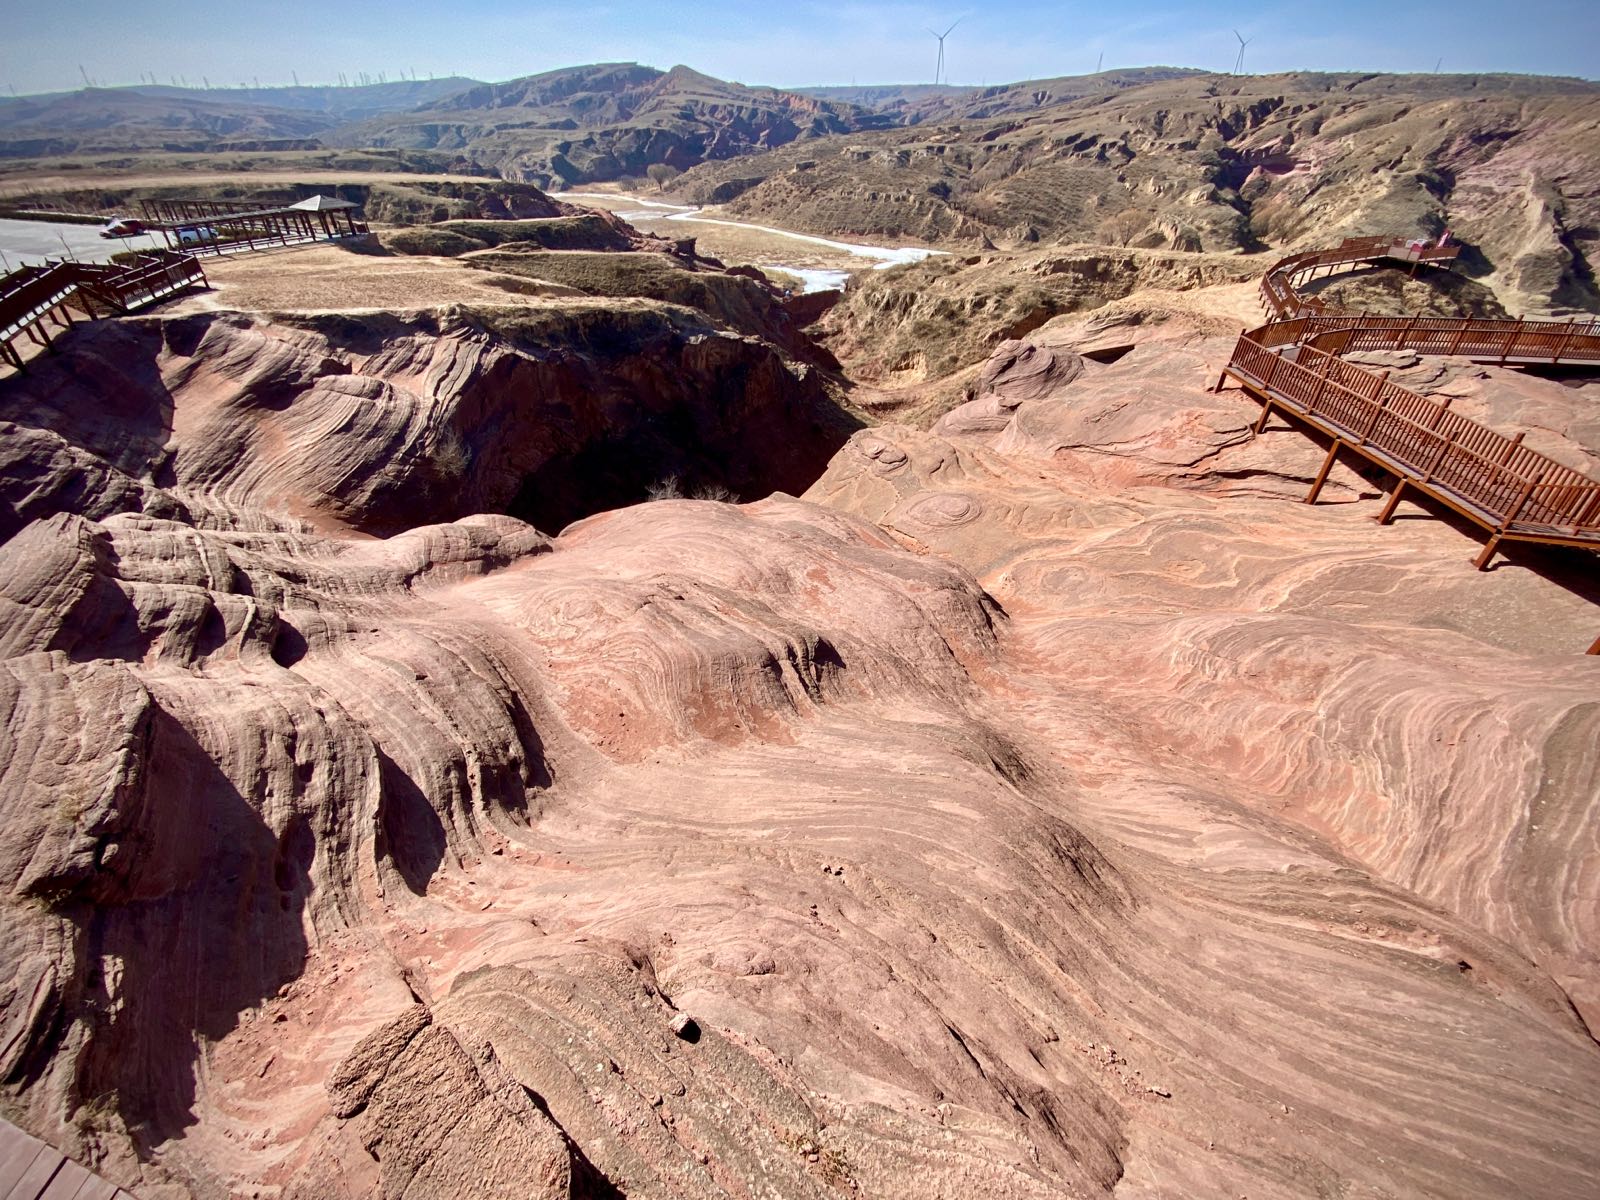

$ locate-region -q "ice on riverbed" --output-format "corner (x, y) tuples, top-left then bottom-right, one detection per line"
(765, 266), (852, 294)
(552, 191), (944, 285)
(661, 209), (942, 271)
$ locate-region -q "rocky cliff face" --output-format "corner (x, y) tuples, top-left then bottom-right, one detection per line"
(1, 274), (1597, 1200)
(332, 63), (884, 189)
(676, 73), (1600, 314)
(0, 303), (853, 540)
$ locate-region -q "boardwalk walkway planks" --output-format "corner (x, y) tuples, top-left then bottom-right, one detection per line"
(0, 1116), (137, 1199)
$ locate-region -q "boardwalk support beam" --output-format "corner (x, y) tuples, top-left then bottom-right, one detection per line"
(1253, 398), (1274, 436)
(1376, 479), (1409, 524)
(1306, 440), (1342, 505)
(1474, 535), (1502, 571)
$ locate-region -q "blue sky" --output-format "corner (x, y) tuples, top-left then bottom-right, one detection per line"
(3, 1), (1596, 97)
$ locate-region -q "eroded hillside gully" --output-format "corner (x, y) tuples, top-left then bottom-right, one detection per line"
(0, 191), (1598, 1200)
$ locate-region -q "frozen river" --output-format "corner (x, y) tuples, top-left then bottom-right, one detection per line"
(0, 218), (163, 270)
(552, 192), (943, 293)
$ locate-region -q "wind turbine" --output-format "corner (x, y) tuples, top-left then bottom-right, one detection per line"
(1232, 29), (1253, 76)
(928, 18), (962, 87)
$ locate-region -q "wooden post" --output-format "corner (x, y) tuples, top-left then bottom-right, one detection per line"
(1397, 315), (1417, 350)
(1500, 316), (1524, 366)
(1369, 368), (1391, 402)
(1499, 431), (1526, 467)
(1422, 429), (1457, 483)
(1253, 399), (1274, 436)
(1473, 534), (1502, 571)
(1358, 372), (1392, 443)
(1262, 350), (1281, 391)
(1306, 440), (1342, 504)
(1307, 352), (1332, 414)
(1552, 318), (1577, 365)
(1376, 479), (1409, 524)
(1501, 472), (1545, 529)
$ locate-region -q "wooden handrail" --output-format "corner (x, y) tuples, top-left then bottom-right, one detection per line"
(1218, 234), (1600, 630)
(0, 252), (205, 370)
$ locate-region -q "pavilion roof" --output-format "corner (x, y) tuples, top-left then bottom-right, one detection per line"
(288, 195), (358, 212)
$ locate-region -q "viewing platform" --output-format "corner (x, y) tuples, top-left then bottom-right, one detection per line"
(1215, 236), (1600, 652)
(136, 194), (371, 257)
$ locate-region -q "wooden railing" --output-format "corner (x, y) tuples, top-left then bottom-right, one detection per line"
(1226, 337), (1600, 535)
(1302, 315), (1600, 364)
(83, 251), (207, 309)
(1259, 236), (1463, 320)
(1217, 236), (1600, 650)
(171, 218), (370, 258)
(0, 263), (83, 344)
(0, 252), (205, 370)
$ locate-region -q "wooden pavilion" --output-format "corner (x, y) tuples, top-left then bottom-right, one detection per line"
(139, 195), (369, 256)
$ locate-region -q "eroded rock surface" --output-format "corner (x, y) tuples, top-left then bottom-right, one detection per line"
(0, 300), (1597, 1200)
(1, 304), (853, 540)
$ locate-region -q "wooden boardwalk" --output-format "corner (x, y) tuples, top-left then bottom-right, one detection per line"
(0, 252), (205, 372)
(138, 195), (370, 257)
(0, 1116), (137, 1200)
(1216, 237), (1600, 653)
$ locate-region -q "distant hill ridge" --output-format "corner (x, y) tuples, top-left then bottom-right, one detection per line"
(0, 77), (483, 157)
(326, 62), (891, 186)
(4, 64), (1598, 235)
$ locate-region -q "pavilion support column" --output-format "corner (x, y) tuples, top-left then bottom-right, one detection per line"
(1375, 478), (1409, 524)
(1305, 439), (1342, 505)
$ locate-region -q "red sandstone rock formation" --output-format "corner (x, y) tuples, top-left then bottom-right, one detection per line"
(0, 302), (1597, 1198)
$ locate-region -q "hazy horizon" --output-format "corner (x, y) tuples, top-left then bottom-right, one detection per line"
(3, 0), (1597, 99)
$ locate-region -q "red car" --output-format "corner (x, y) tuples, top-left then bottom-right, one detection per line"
(99, 217), (145, 239)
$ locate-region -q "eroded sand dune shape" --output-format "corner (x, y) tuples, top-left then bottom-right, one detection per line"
(0, 234), (1596, 1199)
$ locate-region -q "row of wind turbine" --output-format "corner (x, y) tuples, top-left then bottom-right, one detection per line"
(923, 18), (1244, 86)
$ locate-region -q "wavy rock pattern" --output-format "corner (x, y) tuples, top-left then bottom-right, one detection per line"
(0, 307), (1596, 1199)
